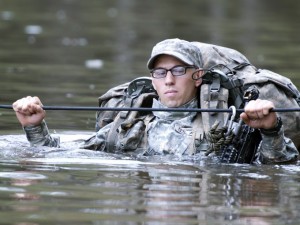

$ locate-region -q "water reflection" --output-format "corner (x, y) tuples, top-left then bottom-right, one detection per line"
(1, 159), (300, 224)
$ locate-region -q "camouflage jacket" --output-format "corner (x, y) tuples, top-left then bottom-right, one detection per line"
(21, 41), (300, 164)
(23, 97), (299, 164)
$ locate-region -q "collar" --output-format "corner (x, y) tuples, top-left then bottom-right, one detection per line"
(152, 98), (198, 120)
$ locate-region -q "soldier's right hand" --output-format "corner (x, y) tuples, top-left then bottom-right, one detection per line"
(12, 96), (46, 127)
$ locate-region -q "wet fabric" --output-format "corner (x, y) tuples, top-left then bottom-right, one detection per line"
(20, 41), (300, 164)
(258, 128), (298, 164)
(82, 98), (207, 155)
(22, 98), (299, 164)
(24, 120), (60, 147)
(146, 98), (203, 155)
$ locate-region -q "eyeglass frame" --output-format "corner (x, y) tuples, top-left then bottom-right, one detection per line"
(150, 65), (198, 79)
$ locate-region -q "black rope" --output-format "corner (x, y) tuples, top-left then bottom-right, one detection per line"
(1, 104), (300, 113)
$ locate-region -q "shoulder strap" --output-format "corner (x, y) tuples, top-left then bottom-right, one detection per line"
(187, 113), (204, 155)
(200, 83), (229, 133)
(202, 68), (245, 109)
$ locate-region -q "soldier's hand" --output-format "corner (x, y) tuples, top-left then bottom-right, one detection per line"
(240, 99), (277, 130)
(12, 96), (46, 127)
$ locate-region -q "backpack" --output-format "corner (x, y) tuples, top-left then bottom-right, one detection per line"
(95, 42), (300, 153)
(96, 77), (157, 131)
(96, 77), (157, 152)
(193, 42), (300, 148)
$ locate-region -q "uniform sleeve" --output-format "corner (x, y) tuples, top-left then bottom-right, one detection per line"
(250, 83), (299, 163)
(80, 123), (112, 151)
(255, 82), (300, 148)
(23, 120), (60, 147)
(256, 126), (299, 164)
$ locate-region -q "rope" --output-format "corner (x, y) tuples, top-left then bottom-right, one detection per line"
(1, 104), (300, 113)
(205, 121), (234, 156)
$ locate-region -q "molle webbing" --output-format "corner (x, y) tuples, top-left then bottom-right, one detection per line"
(200, 84), (229, 134)
(104, 77), (157, 152)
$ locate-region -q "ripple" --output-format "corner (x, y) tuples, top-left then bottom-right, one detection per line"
(239, 173), (270, 179)
(0, 172), (47, 180)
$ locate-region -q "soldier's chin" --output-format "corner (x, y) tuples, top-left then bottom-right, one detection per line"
(163, 100), (182, 108)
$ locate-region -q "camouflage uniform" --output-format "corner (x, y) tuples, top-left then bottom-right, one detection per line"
(24, 120), (59, 147)
(23, 38), (299, 164)
(23, 95), (298, 164)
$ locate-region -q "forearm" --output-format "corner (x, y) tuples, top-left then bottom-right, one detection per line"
(23, 120), (60, 147)
(257, 126), (298, 164)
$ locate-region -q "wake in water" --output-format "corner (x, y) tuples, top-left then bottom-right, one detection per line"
(2, 132), (300, 174)
(0, 132), (115, 159)
(0, 132), (214, 166)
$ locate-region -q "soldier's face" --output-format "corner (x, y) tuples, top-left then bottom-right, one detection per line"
(151, 55), (202, 107)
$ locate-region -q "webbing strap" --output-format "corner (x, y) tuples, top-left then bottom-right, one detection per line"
(210, 76), (221, 102)
(204, 67), (245, 111)
(106, 113), (123, 152)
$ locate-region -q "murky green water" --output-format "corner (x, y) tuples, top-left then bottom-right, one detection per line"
(0, 0), (300, 224)
(1, 148), (300, 225)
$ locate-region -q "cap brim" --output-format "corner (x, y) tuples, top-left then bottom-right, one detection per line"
(147, 51), (194, 69)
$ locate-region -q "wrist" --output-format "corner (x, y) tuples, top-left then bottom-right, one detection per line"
(260, 117), (282, 136)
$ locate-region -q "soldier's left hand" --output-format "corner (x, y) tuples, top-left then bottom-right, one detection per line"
(240, 99), (278, 130)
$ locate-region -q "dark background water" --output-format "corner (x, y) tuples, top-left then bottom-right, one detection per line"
(0, 0), (300, 132)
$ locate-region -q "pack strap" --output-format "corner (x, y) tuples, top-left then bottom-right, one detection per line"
(119, 77), (155, 119)
(209, 75), (221, 111)
(203, 68), (245, 111)
(188, 113), (204, 155)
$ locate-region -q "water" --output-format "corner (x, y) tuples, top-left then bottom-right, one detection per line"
(1, 150), (300, 225)
(0, 0), (300, 224)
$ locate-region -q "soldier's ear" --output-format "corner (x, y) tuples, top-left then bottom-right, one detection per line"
(193, 70), (204, 87)
(195, 79), (202, 87)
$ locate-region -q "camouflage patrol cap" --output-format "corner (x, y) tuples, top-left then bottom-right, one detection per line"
(147, 38), (203, 69)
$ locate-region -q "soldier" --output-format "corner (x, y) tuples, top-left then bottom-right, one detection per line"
(12, 38), (299, 164)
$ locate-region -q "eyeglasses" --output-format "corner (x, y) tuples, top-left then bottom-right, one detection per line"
(150, 65), (197, 79)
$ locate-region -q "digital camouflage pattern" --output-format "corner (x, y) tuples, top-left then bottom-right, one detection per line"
(147, 38), (203, 69)
(24, 120), (59, 147)
(24, 93), (298, 164)
(193, 41), (300, 148)
(145, 98), (205, 156)
(23, 39), (300, 164)
(259, 128), (298, 164)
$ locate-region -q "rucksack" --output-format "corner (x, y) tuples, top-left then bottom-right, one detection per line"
(95, 42), (300, 153)
(96, 77), (157, 131)
(96, 77), (157, 152)
(193, 42), (300, 148)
